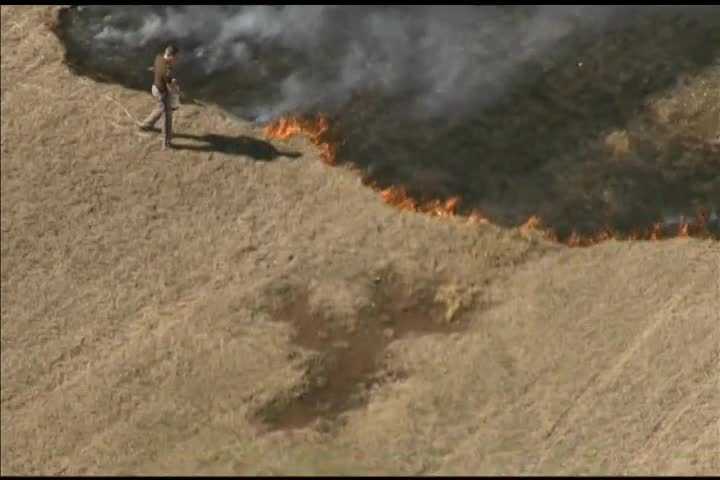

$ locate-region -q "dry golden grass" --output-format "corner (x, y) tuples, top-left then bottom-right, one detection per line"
(604, 130), (632, 157)
(2, 5), (719, 476)
(649, 67), (720, 145)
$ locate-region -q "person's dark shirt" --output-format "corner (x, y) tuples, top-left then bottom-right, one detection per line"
(153, 54), (174, 94)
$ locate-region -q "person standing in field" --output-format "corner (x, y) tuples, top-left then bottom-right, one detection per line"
(139, 44), (180, 149)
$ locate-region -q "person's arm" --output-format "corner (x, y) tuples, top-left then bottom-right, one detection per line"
(164, 62), (177, 91)
(153, 55), (168, 94)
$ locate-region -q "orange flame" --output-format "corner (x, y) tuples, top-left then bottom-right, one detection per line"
(467, 209), (491, 225)
(519, 215), (544, 237)
(264, 115), (716, 247)
(649, 222), (663, 241)
(264, 114), (338, 165)
(518, 210), (713, 247)
(376, 185), (461, 218)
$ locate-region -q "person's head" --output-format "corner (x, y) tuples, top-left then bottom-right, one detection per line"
(163, 44), (179, 63)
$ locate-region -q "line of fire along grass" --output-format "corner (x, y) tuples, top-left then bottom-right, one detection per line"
(263, 114), (719, 247)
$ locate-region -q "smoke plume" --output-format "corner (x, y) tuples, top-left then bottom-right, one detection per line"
(78, 5), (651, 120)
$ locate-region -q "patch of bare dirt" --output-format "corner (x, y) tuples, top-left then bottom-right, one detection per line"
(255, 271), (478, 432)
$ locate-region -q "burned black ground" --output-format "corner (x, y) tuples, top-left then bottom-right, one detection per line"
(54, 6), (720, 240)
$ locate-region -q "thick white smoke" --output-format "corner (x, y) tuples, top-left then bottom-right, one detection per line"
(86, 5), (714, 120)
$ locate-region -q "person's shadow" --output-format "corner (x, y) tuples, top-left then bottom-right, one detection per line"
(158, 130), (302, 161)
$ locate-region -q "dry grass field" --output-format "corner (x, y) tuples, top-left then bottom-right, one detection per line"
(1, 5), (718, 475)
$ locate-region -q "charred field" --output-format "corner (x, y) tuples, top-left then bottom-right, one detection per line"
(55, 5), (720, 242)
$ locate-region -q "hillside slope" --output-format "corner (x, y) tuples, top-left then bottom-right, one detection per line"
(1, 6), (718, 475)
